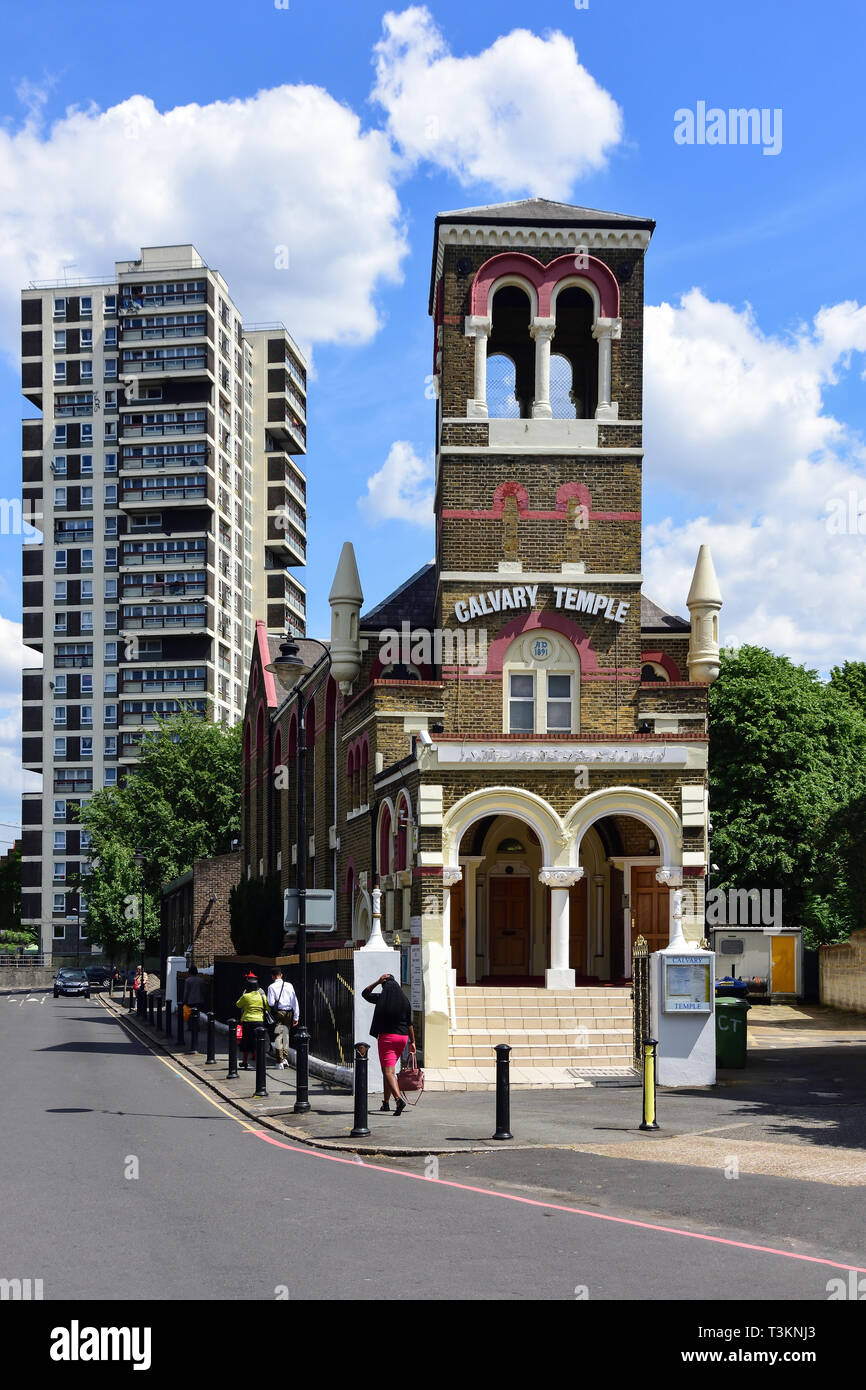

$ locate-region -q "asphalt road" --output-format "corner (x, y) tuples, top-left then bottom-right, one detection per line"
(1, 990), (863, 1303)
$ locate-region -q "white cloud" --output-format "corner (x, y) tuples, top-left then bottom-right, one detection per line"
(642, 292), (866, 670)
(0, 85), (407, 360)
(358, 441), (434, 525)
(371, 7), (623, 196)
(0, 618), (41, 834)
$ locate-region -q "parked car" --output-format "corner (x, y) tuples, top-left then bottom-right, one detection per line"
(84, 965), (111, 990)
(54, 969), (91, 999)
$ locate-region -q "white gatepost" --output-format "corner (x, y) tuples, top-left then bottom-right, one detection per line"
(353, 887), (400, 1091)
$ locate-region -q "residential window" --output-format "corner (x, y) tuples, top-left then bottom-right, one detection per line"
(80, 361), (93, 382)
(104, 641), (118, 662)
(80, 706), (93, 726)
(508, 674), (535, 733)
(104, 611), (118, 631)
(104, 516), (118, 536)
(104, 485), (118, 505)
(81, 579), (93, 602)
(54, 361), (67, 383)
(104, 422), (116, 440)
(81, 549), (93, 570)
(54, 737), (67, 758)
(104, 768), (117, 786)
(54, 706), (67, 725)
(80, 455), (94, 475)
(53, 861), (66, 882)
(54, 581), (67, 602)
(53, 800), (66, 821)
(53, 455), (67, 476)
(54, 330), (67, 352)
(54, 676), (67, 696)
(104, 578), (117, 599)
(80, 612), (94, 633)
(104, 673), (118, 694)
(54, 614), (67, 633)
(53, 298), (66, 319)
(81, 423), (93, 444)
(80, 296), (92, 317)
(80, 329), (93, 349)
(81, 486), (93, 507)
(105, 326), (117, 346)
(104, 360), (118, 379)
(104, 547), (118, 568)
(54, 549), (67, 570)
(80, 830), (91, 851)
(104, 737), (117, 756)
(104, 452), (118, 473)
(104, 704), (117, 724)
(54, 831), (66, 852)
(80, 674), (93, 696)
(104, 295), (117, 315)
(546, 674), (573, 731)
(54, 486), (67, 508)
(54, 425), (67, 445)
(81, 737), (93, 759)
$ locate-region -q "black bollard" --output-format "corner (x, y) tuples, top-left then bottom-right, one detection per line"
(350, 1042), (371, 1138)
(156, 997), (163, 1032)
(254, 1026), (268, 1097)
(205, 1011), (216, 1065)
(176, 998), (185, 1046)
(188, 1007), (200, 1053)
(147, 993), (154, 1026)
(127, 981), (134, 1010)
(492, 1043), (513, 1140)
(227, 1017), (239, 1080)
(165, 999), (172, 1037)
(293, 1026), (311, 1114)
(137, 984), (146, 1018)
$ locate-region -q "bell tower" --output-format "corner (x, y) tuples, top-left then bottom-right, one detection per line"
(428, 198), (656, 737)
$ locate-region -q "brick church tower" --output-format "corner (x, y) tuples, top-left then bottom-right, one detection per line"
(244, 199), (721, 1080)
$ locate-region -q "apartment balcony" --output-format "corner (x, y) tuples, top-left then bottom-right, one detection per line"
(120, 481), (209, 506)
(121, 606), (210, 633)
(120, 544), (208, 568)
(121, 676), (208, 695)
(121, 291), (206, 310)
(120, 444), (209, 470)
(120, 323), (207, 344)
(266, 407), (306, 453)
(120, 352), (210, 382)
(121, 578), (207, 599)
(119, 701), (208, 726)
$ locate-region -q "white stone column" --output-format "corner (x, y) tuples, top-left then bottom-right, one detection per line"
(656, 866), (689, 951)
(530, 317), (556, 418)
(592, 317), (622, 422)
(539, 867), (584, 988)
(465, 316), (491, 418)
(360, 884), (386, 951)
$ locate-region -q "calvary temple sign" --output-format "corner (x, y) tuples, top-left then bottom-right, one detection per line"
(454, 584), (630, 625)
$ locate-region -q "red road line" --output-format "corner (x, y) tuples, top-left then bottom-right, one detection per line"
(252, 1129), (866, 1275)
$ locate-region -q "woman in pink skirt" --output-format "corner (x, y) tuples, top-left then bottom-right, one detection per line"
(362, 973), (416, 1116)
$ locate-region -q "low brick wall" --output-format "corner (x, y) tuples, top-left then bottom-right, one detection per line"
(820, 929), (866, 1013)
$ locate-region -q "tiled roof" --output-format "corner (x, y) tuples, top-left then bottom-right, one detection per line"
(437, 197), (654, 228)
(360, 563), (437, 631)
(640, 594), (690, 633)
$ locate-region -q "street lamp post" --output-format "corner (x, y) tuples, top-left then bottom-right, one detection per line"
(266, 632), (331, 1115)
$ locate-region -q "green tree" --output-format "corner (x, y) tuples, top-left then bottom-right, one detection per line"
(829, 660), (866, 717)
(80, 711), (242, 954)
(708, 646), (866, 947)
(0, 844), (36, 951)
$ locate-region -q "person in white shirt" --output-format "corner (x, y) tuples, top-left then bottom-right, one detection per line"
(268, 968), (299, 1070)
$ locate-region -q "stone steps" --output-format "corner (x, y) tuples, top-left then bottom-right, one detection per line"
(448, 985), (635, 1071)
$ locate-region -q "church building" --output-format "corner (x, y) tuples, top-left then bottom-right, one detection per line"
(242, 199), (721, 1079)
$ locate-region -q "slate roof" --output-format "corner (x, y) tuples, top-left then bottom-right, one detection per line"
(436, 197), (655, 229)
(360, 563), (437, 632)
(640, 594), (690, 633)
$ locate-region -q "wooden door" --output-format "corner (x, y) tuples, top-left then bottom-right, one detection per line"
(569, 879), (588, 975)
(450, 877), (466, 985)
(631, 867), (669, 955)
(489, 877), (530, 975)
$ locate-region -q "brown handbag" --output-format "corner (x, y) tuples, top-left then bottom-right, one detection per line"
(398, 1054), (424, 1104)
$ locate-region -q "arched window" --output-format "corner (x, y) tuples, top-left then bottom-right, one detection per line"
(255, 705), (265, 752)
(346, 746), (356, 812)
(273, 728), (283, 866)
(360, 738), (369, 808)
(394, 793), (411, 871)
(502, 629), (580, 735)
(243, 720), (251, 764)
(551, 286), (597, 419)
(641, 662), (669, 683)
(378, 803), (392, 878)
(488, 284), (534, 418)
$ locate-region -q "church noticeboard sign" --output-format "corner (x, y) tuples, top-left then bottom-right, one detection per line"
(662, 956), (712, 1013)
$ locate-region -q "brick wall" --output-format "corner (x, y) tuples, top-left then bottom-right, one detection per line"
(820, 929), (866, 1014)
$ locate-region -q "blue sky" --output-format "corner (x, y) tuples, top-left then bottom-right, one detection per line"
(0, 0), (865, 838)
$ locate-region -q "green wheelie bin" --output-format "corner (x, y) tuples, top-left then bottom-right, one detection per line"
(715, 996), (750, 1068)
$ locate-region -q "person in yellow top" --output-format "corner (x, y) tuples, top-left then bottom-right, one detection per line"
(236, 972), (269, 1071)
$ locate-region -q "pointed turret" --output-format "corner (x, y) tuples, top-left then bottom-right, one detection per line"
(328, 542), (364, 692)
(686, 544), (722, 684)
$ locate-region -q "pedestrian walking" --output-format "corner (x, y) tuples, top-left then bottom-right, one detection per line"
(235, 972), (270, 1071)
(182, 965), (208, 1011)
(361, 973), (416, 1116)
(132, 966), (144, 998)
(267, 967), (299, 1070)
